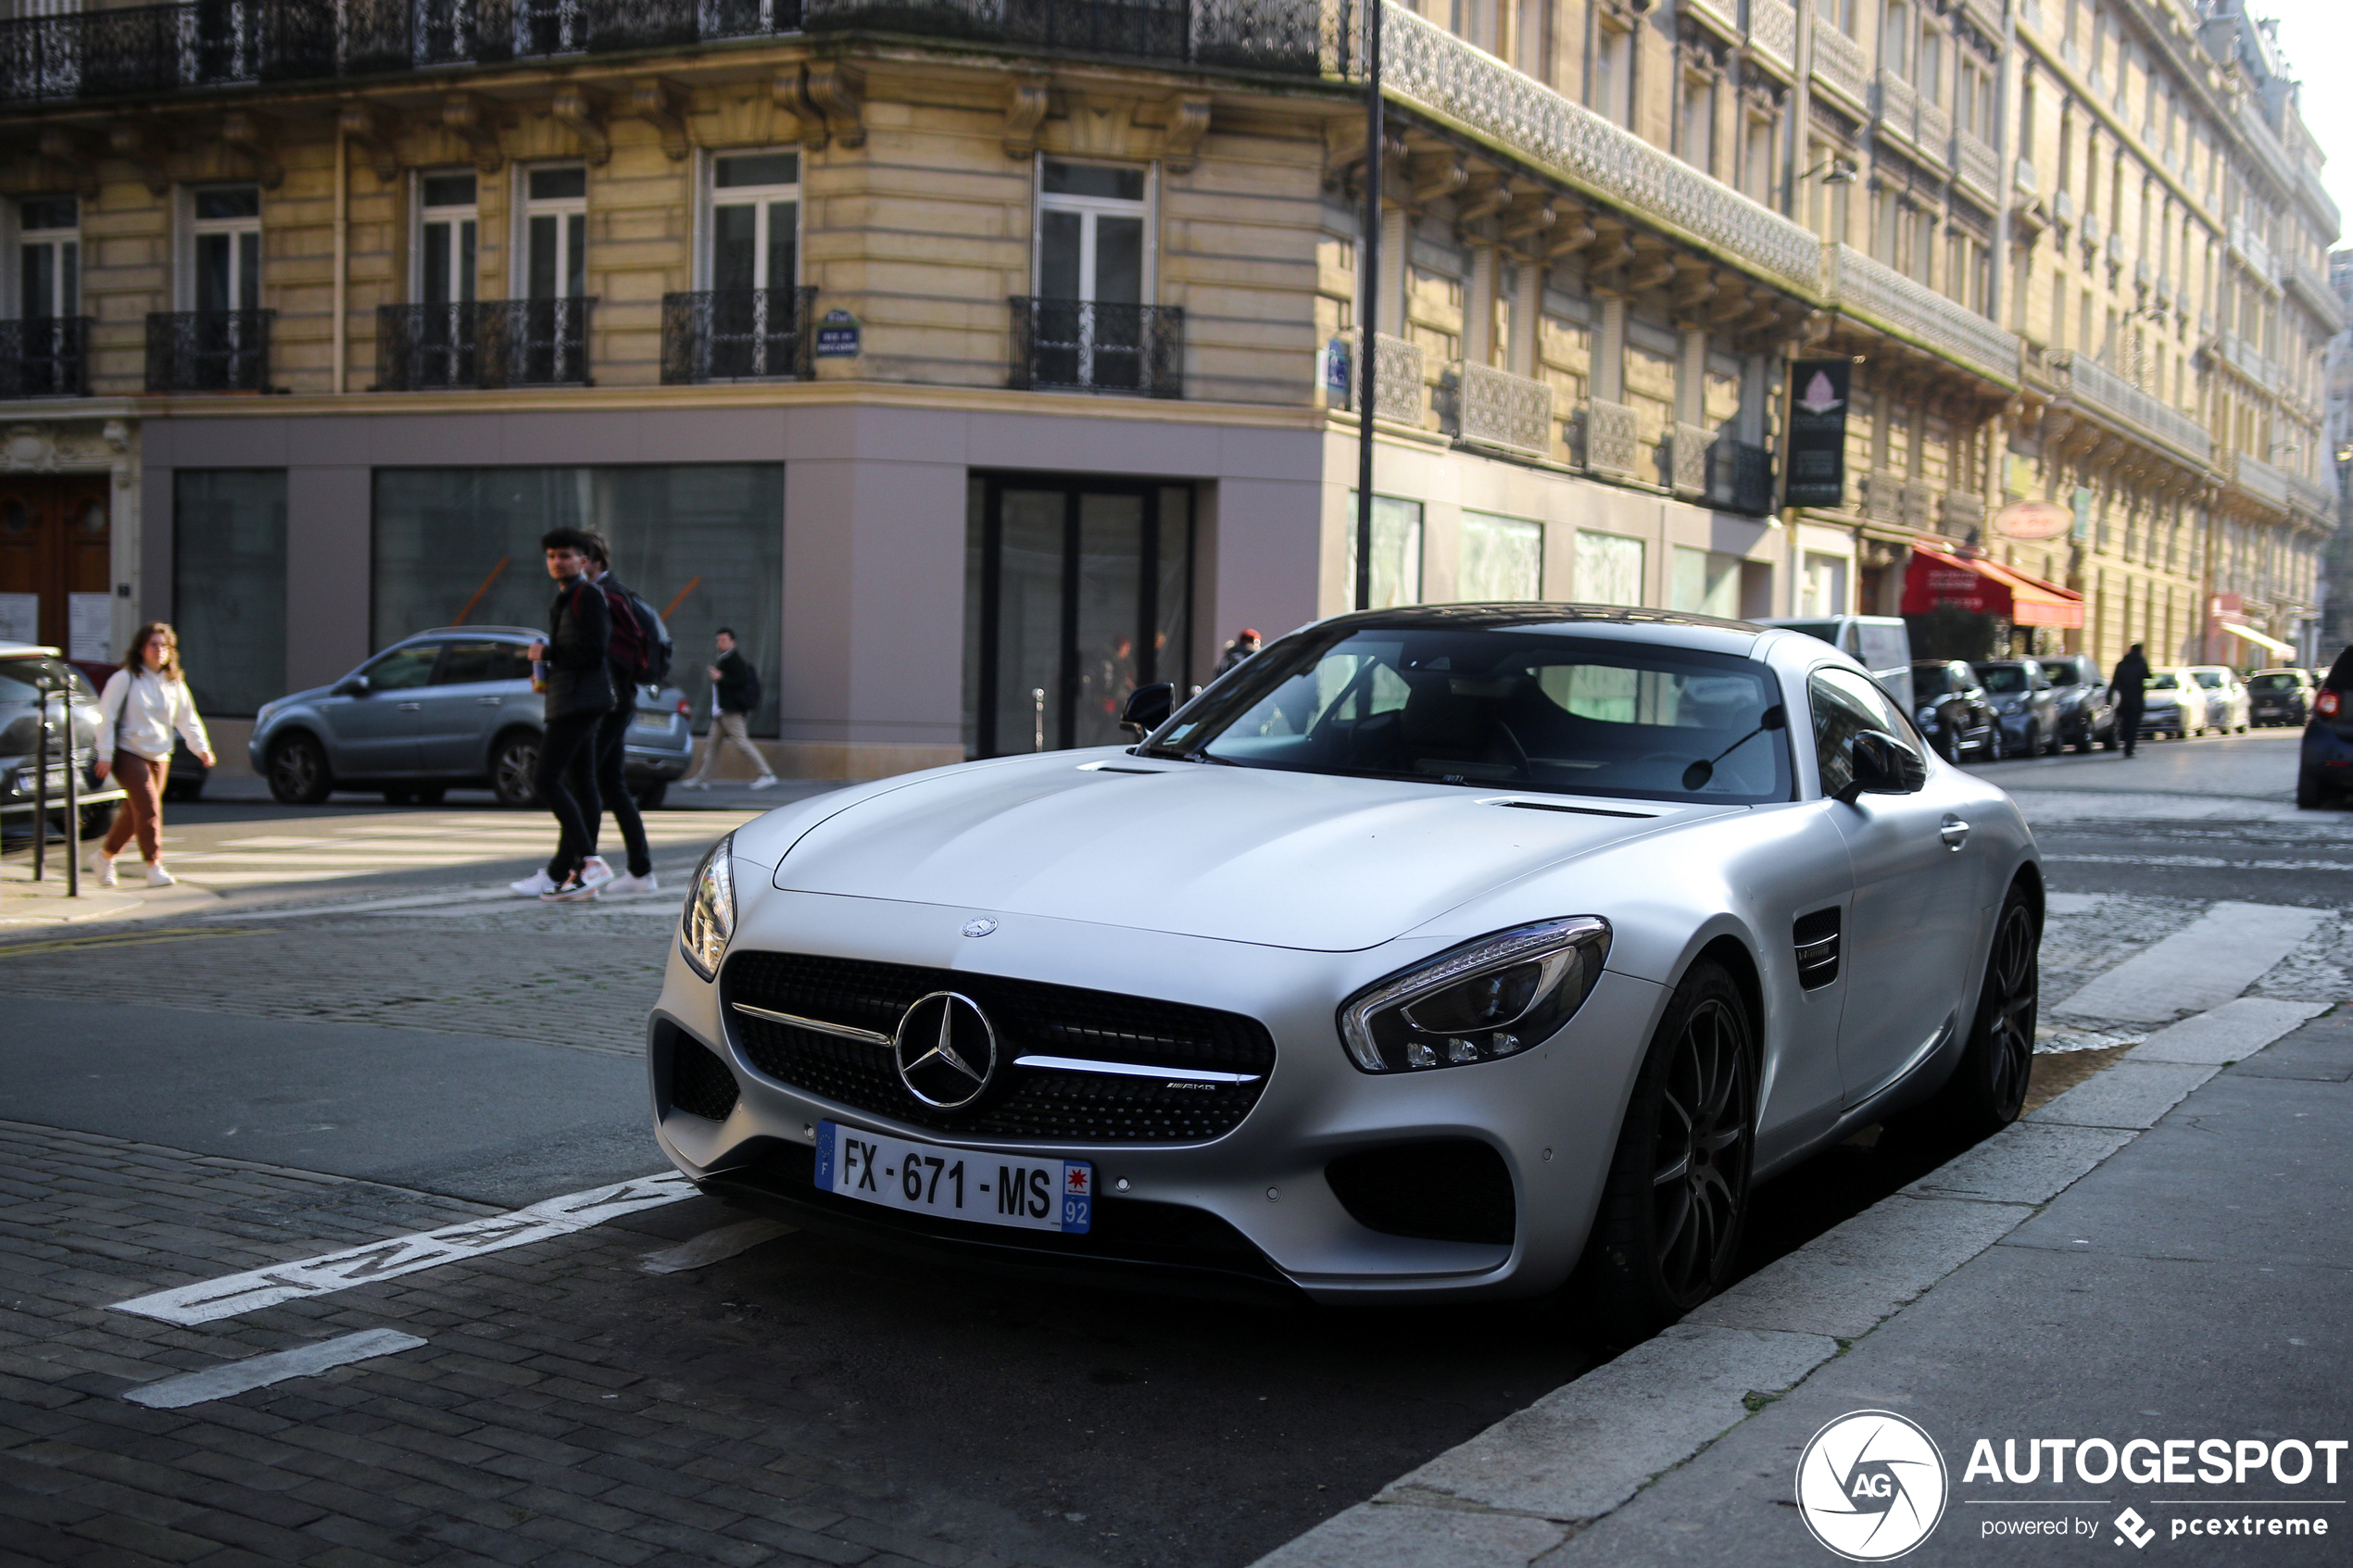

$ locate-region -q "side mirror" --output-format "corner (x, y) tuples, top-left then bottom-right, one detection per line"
(1836, 730), (1926, 804)
(333, 674), (370, 697)
(1120, 683), (1175, 737)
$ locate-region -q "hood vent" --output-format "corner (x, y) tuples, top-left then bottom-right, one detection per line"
(1490, 799), (1655, 820)
(1793, 908), (1842, 990)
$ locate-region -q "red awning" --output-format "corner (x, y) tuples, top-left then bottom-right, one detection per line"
(1901, 544), (2084, 629)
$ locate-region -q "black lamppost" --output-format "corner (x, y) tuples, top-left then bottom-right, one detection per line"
(1353, 0), (1381, 612)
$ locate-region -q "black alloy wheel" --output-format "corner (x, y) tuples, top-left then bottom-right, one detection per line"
(266, 734), (332, 806)
(491, 734), (540, 808)
(1573, 960), (1756, 1343)
(1912, 891), (2038, 1139)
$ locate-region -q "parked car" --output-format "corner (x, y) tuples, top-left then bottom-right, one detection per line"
(653, 606), (2042, 1333)
(2039, 652), (2119, 752)
(2180, 666), (2250, 734)
(1973, 659), (2060, 757)
(2139, 671), (2191, 741)
(249, 627), (693, 808)
(0, 643), (126, 842)
(2247, 668), (2313, 728)
(2299, 649), (2353, 807)
(1759, 614), (1914, 708)
(1908, 659), (1999, 762)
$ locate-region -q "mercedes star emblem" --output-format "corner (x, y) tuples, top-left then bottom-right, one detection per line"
(894, 992), (999, 1110)
(961, 918), (998, 937)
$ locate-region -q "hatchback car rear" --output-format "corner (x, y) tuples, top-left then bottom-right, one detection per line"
(2298, 651), (2353, 807)
(2249, 669), (2313, 728)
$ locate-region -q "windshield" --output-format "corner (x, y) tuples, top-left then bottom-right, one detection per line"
(1912, 663), (1954, 697)
(0, 657), (95, 706)
(1979, 665), (2033, 694)
(2192, 670), (2224, 688)
(1146, 626), (1793, 804)
(2250, 672), (2302, 691)
(2147, 672), (2181, 691)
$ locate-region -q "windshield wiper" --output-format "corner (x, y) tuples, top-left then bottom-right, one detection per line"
(1680, 705), (1788, 792)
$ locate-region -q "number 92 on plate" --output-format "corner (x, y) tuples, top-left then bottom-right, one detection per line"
(813, 1121), (1092, 1235)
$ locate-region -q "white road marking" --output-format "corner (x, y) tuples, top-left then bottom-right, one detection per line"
(2044, 852), (2353, 872)
(208, 889), (522, 920)
(2052, 901), (2326, 1022)
(112, 1173), (695, 1325)
(123, 1329), (427, 1409)
(640, 1219), (795, 1274)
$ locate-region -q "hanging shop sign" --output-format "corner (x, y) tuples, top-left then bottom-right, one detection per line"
(1783, 360), (1850, 510)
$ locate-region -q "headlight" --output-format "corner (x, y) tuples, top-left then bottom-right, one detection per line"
(1338, 917), (1610, 1073)
(679, 832), (736, 981)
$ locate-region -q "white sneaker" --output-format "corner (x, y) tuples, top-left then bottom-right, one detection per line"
(605, 872), (660, 895)
(541, 873), (598, 903)
(680, 779), (711, 791)
(510, 869), (559, 897)
(88, 848), (118, 887)
(145, 862), (175, 887)
(749, 774), (780, 790)
(579, 856), (617, 892)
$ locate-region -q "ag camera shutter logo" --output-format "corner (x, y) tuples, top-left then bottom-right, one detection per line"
(1795, 1410), (1950, 1561)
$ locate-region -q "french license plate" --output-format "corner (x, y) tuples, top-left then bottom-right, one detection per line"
(629, 712), (673, 732)
(15, 768), (71, 794)
(813, 1121), (1092, 1235)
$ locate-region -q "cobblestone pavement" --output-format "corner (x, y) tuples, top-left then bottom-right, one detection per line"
(0, 1119), (1110, 1568)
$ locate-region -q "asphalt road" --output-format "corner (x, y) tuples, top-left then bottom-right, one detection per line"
(1, 731), (2341, 1568)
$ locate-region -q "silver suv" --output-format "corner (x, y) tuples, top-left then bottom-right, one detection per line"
(248, 627), (692, 809)
(0, 642), (125, 841)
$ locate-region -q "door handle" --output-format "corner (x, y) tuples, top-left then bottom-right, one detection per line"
(475, 696), (502, 706)
(1939, 815), (1969, 851)
(396, 702), (422, 711)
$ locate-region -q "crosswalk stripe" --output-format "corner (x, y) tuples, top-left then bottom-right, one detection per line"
(164, 812), (757, 888)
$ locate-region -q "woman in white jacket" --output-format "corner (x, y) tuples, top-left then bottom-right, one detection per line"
(88, 622), (215, 887)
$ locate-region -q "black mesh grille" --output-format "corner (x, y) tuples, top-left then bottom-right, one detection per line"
(669, 1036), (742, 1123)
(1325, 1140), (1516, 1247)
(720, 952), (1275, 1144)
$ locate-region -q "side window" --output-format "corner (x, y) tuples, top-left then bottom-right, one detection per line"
(1810, 667), (1908, 797)
(363, 644), (443, 692)
(436, 640), (529, 685)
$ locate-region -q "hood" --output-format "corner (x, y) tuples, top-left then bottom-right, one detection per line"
(769, 751), (1739, 952)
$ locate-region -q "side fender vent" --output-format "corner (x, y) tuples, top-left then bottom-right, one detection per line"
(1793, 908), (1842, 990)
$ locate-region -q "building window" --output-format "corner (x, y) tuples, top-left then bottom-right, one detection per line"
(1460, 512), (1542, 601)
(522, 165), (586, 300)
(18, 195), (78, 320)
(417, 172), (477, 307)
(1342, 494), (1425, 610)
(1576, 531), (1645, 607)
(1037, 160), (1147, 309)
(191, 185), (259, 313)
(709, 151), (799, 293)
(1801, 552), (1849, 617)
(174, 470), (287, 719)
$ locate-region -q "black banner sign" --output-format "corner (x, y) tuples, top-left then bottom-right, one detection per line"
(1783, 359), (1851, 511)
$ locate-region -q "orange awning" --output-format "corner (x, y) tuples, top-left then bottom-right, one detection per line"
(1902, 544), (2084, 629)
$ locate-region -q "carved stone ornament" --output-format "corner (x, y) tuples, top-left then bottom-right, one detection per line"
(109, 122), (170, 197)
(1004, 74), (1051, 159)
(631, 80), (692, 161)
(444, 94), (505, 174)
(552, 84), (611, 165)
(804, 61), (864, 150)
(222, 111), (283, 188)
(338, 103), (399, 184)
(1160, 93), (1211, 174)
(37, 128), (100, 199)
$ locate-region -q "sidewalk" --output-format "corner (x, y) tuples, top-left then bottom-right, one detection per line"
(0, 850), (220, 927)
(1260, 1002), (2353, 1567)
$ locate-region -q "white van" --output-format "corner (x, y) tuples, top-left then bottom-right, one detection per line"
(1756, 615), (1915, 709)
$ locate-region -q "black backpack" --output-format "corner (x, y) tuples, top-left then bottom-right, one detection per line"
(599, 581), (674, 685)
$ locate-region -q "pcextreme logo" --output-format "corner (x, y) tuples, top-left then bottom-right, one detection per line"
(1795, 1411), (1952, 1562)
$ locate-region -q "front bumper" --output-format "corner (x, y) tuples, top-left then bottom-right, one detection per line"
(647, 888), (1668, 1304)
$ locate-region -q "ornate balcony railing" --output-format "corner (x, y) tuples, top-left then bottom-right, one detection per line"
(0, 317), (92, 399)
(2284, 257), (2347, 333)
(2289, 472), (2338, 526)
(1953, 129), (1998, 201)
(1581, 398), (1641, 482)
(1345, 331), (1426, 426)
(2231, 452), (2291, 511)
(1731, 441), (1772, 515)
(2227, 216), (2276, 284)
(1939, 492), (1984, 537)
(1745, 0), (1795, 72)
(1811, 25), (1869, 110)
(1370, 3), (1819, 293)
(1010, 297), (1183, 397)
(2055, 353), (2210, 466)
(373, 298), (596, 390)
(661, 286), (818, 383)
(1916, 100), (1951, 171)
(1830, 245), (2018, 388)
(145, 309), (272, 394)
(1872, 69), (1920, 153)
(2215, 331), (2277, 389)
(1668, 422), (1711, 498)
(1446, 360), (1550, 456)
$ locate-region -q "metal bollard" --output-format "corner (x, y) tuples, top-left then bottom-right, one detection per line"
(31, 679), (46, 882)
(62, 676), (79, 898)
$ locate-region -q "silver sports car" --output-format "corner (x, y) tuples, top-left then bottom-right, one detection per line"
(648, 606), (2040, 1334)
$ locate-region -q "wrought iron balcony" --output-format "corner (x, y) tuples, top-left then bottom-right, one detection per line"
(1829, 245), (2018, 389)
(1446, 361), (1551, 458)
(0, 317), (92, 399)
(1731, 441), (1773, 516)
(145, 309), (272, 394)
(2055, 352), (2210, 466)
(373, 299), (596, 390)
(1009, 297), (1183, 398)
(1343, 332), (1426, 427)
(661, 287), (818, 383)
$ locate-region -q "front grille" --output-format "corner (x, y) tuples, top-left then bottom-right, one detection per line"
(720, 951), (1275, 1144)
(669, 1037), (741, 1123)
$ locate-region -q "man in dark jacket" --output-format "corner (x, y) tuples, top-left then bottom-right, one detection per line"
(526, 527), (615, 900)
(574, 541), (656, 892)
(682, 628), (777, 788)
(2110, 643), (2149, 759)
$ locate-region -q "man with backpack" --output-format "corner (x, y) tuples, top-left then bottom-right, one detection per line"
(519, 527), (615, 902)
(574, 537), (665, 892)
(681, 627), (777, 789)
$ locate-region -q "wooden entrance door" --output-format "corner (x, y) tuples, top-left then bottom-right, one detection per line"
(0, 475), (110, 654)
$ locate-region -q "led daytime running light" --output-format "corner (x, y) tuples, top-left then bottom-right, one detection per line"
(1338, 916), (1611, 1073)
(679, 833), (736, 981)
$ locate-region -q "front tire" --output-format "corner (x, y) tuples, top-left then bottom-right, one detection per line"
(1572, 960), (1756, 1343)
(491, 733), (540, 808)
(1915, 892), (2038, 1139)
(2298, 768), (2325, 809)
(266, 734), (332, 806)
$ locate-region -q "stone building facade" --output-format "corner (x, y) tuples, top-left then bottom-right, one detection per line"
(0, 0), (2336, 779)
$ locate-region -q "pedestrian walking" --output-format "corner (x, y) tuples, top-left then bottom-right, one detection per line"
(1215, 627), (1261, 676)
(574, 540), (660, 894)
(2110, 642), (2149, 759)
(86, 622), (215, 888)
(521, 527), (616, 902)
(680, 628), (777, 789)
